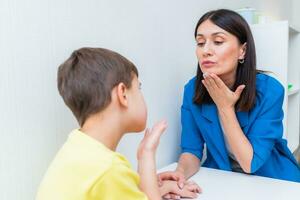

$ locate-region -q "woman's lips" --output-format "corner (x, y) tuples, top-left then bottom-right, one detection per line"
(201, 61), (216, 67)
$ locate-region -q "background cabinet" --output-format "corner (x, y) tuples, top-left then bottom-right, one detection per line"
(251, 21), (300, 152)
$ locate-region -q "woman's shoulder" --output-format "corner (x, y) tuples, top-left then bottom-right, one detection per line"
(182, 77), (198, 104)
(256, 73), (284, 96)
(184, 76), (197, 91)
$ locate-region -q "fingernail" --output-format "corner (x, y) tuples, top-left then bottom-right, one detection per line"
(179, 183), (184, 189)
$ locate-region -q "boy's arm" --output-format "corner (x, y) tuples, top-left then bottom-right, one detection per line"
(138, 152), (161, 200)
(137, 121), (167, 200)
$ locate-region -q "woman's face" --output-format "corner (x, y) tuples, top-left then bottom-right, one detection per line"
(195, 20), (246, 82)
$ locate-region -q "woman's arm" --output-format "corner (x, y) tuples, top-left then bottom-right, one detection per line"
(176, 152), (201, 180)
(218, 107), (253, 173)
(157, 80), (203, 199)
(202, 73), (253, 173)
(157, 153), (201, 199)
(157, 153), (200, 189)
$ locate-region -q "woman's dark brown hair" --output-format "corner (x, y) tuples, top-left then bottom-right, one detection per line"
(193, 9), (257, 111)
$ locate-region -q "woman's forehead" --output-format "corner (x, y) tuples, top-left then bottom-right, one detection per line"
(196, 20), (228, 37)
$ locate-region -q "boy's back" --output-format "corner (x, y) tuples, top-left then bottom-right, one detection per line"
(36, 129), (147, 200)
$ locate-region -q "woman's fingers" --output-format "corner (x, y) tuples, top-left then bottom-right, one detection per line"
(204, 73), (218, 89)
(202, 80), (210, 92)
(181, 190), (198, 199)
(234, 84), (246, 99)
(157, 171), (186, 189)
(185, 182), (202, 193)
(158, 171), (180, 181)
(163, 193), (180, 199)
(158, 171), (178, 187)
(210, 73), (226, 88)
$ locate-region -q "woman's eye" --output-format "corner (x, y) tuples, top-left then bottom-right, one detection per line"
(197, 42), (205, 47)
(214, 41), (223, 45)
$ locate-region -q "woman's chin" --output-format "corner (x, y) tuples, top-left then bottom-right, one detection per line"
(201, 69), (219, 75)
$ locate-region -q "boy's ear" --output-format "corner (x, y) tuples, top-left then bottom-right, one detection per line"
(116, 82), (128, 107)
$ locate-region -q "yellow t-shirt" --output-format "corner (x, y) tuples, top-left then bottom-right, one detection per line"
(36, 129), (148, 200)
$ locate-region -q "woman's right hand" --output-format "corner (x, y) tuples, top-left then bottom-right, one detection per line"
(157, 171), (186, 189)
(159, 180), (201, 199)
(158, 170), (201, 199)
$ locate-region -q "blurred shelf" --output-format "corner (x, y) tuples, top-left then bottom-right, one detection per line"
(289, 23), (300, 34)
(288, 88), (299, 96)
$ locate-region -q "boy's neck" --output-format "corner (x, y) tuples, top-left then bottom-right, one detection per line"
(80, 111), (124, 151)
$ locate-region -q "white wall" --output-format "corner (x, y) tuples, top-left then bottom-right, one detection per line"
(292, 0), (300, 28)
(0, 0), (297, 199)
(223, 0), (292, 20)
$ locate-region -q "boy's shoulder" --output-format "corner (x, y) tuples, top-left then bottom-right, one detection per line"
(65, 129), (128, 169)
(37, 130), (141, 199)
(41, 130), (117, 176)
(66, 129), (135, 175)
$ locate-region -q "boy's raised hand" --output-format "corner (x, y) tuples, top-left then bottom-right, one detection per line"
(137, 120), (168, 200)
(137, 120), (168, 160)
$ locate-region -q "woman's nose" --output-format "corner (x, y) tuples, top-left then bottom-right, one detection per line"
(202, 42), (213, 57)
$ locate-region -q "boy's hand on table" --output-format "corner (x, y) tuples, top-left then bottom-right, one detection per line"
(158, 171), (186, 188)
(159, 180), (201, 199)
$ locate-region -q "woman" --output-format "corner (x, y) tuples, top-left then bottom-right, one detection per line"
(160, 9), (300, 197)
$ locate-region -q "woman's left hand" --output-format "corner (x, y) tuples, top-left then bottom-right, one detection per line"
(202, 73), (245, 110)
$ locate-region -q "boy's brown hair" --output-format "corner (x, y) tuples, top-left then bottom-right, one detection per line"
(57, 47), (138, 126)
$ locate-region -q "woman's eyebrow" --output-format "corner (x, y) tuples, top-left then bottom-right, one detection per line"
(196, 32), (227, 37)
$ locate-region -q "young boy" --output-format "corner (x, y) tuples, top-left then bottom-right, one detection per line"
(36, 48), (200, 200)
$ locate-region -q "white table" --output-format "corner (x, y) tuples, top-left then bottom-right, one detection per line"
(159, 163), (300, 200)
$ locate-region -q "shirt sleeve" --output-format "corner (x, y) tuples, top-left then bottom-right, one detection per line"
(247, 81), (285, 173)
(180, 85), (205, 160)
(91, 163), (148, 200)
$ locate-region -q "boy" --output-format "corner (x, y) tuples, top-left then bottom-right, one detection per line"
(36, 48), (200, 199)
